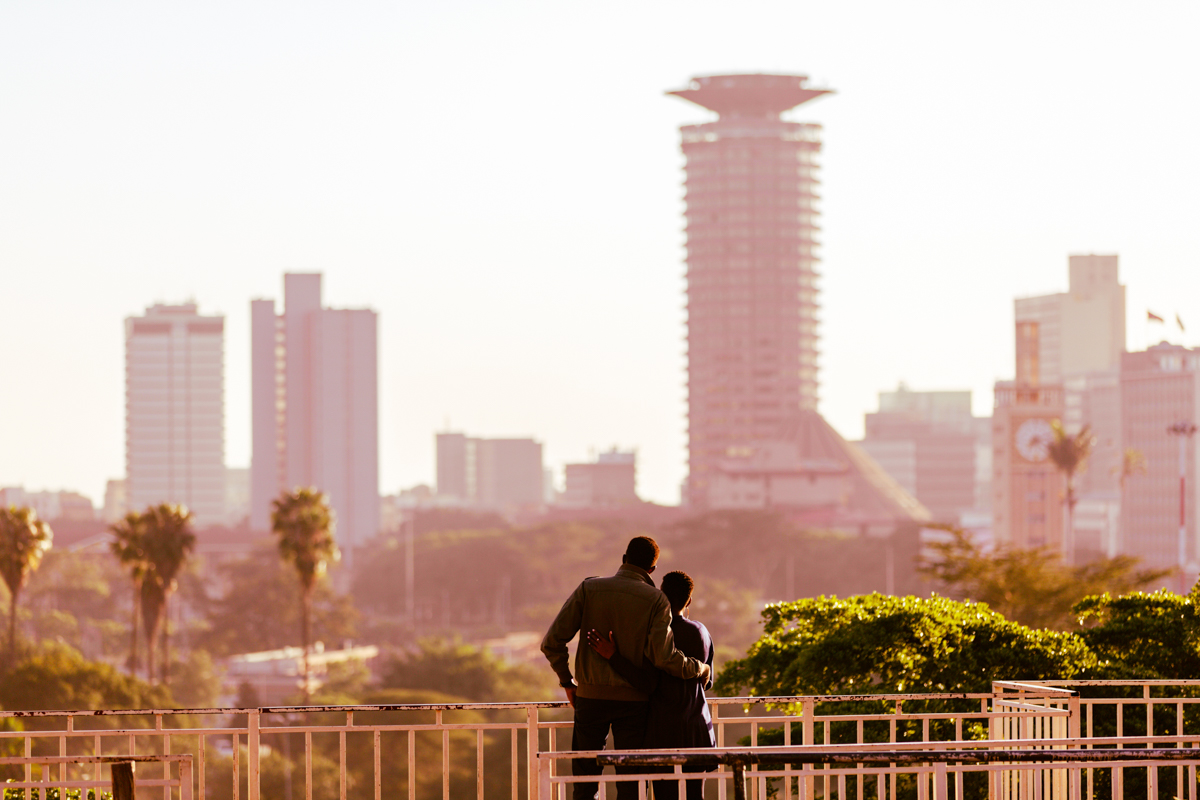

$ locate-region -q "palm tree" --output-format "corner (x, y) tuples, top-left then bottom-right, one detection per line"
(1115, 448), (1148, 489)
(1047, 420), (1096, 566)
(272, 488), (339, 702)
(138, 504), (196, 685)
(109, 511), (147, 675)
(0, 506), (53, 659)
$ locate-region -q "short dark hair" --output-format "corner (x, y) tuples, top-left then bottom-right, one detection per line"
(624, 536), (660, 570)
(661, 571), (694, 613)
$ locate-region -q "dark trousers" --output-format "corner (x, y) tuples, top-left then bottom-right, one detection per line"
(571, 696), (649, 800)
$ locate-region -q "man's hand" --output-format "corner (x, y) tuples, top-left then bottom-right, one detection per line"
(698, 663), (712, 686)
(563, 685), (577, 708)
(586, 629), (617, 660)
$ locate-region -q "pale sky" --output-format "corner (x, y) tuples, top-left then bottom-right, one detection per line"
(3, 1), (1199, 507)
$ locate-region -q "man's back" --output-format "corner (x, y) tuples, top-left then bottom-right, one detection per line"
(542, 563), (694, 701)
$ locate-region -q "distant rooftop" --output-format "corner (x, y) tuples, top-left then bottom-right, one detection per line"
(668, 73), (832, 118)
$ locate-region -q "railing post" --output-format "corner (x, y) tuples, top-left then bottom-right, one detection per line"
(732, 763), (746, 800)
(537, 753), (553, 800)
(1068, 694), (1080, 741)
(248, 709), (261, 800)
(527, 704), (540, 800)
(112, 761), (136, 800)
(933, 763), (948, 800)
(181, 756), (194, 800)
(802, 698), (816, 800)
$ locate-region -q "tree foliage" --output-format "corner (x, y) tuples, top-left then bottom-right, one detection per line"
(919, 527), (1171, 630)
(380, 637), (556, 702)
(107, 505), (197, 683)
(0, 641), (170, 713)
(197, 545), (358, 658)
(0, 505), (53, 658)
(272, 488), (339, 700)
(137, 504), (197, 684)
(716, 593), (1097, 699)
(1077, 586), (1200, 679)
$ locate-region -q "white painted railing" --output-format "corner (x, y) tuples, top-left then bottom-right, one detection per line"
(0, 754), (192, 799)
(4, 681), (1194, 799)
(539, 739), (1200, 800)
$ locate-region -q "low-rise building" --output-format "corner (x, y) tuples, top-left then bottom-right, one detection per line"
(561, 450), (639, 508)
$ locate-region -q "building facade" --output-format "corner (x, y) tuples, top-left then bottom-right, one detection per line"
(125, 303), (226, 525)
(435, 433), (544, 511)
(993, 320), (1066, 553)
(250, 274), (380, 549)
(669, 74), (830, 508)
(1014, 254), (1125, 387)
(562, 450), (639, 508)
(859, 386), (980, 523)
(1120, 344), (1200, 571)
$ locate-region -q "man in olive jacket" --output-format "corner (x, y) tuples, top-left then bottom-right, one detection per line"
(541, 536), (711, 800)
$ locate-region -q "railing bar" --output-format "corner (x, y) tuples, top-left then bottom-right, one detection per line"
(164, 728), (171, 800)
(59, 716), (70, 789)
(510, 728), (518, 800)
(232, 733), (239, 800)
(339, 726), (347, 800)
(374, 728), (382, 800)
(305, 730), (313, 800)
(474, 727), (484, 800)
(1179, 701), (1186, 800)
(199, 734), (205, 800)
(527, 705), (539, 800)
(410, 729), (417, 800)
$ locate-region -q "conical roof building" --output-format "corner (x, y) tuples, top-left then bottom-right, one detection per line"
(670, 74), (928, 530)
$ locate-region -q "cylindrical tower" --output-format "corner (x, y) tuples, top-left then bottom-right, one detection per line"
(669, 73), (832, 508)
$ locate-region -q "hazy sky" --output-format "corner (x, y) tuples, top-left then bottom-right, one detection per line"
(3, 1), (1199, 507)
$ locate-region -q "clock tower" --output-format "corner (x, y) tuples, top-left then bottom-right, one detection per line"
(993, 321), (1067, 553)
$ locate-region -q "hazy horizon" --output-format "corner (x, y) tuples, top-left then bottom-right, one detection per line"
(4, 1), (1199, 507)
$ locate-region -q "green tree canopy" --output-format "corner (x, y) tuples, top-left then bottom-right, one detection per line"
(0, 641), (170, 713)
(1076, 586), (1200, 679)
(716, 593), (1097, 698)
(919, 527), (1171, 630)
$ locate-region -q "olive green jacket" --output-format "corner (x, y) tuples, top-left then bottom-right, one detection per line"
(541, 564), (705, 701)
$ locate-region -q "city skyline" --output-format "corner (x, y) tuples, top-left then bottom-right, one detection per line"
(4, 2), (1200, 506)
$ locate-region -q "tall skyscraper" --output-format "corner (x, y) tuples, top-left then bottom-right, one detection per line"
(125, 303), (226, 524)
(250, 274), (380, 549)
(669, 74), (830, 508)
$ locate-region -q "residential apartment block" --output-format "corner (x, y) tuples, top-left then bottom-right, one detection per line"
(125, 303), (225, 525)
(250, 274), (379, 549)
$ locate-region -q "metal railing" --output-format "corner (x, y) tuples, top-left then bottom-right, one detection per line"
(0, 754), (192, 799)
(9, 681), (1195, 798)
(0, 683), (1076, 800)
(551, 740), (1200, 800)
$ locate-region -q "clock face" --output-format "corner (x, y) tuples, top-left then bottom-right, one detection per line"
(1015, 418), (1054, 463)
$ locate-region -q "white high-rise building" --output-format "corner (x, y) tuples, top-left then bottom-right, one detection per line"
(250, 274), (380, 550)
(1014, 254), (1126, 387)
(125, 303), (225, 524)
